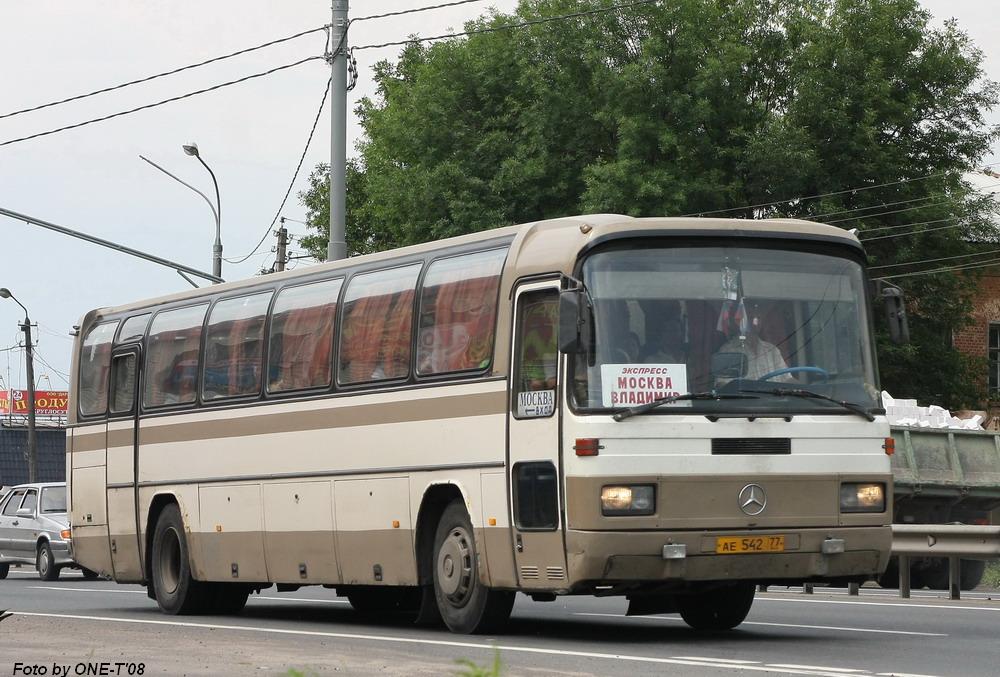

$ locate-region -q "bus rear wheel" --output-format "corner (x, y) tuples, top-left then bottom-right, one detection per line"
(432, 501), (514, 634)
(0, 563), (8, 579)
(678, 582), (755, 631)
(151, 503), (206, 614)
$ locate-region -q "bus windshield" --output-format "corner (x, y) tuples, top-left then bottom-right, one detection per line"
(570, 243), (879, 416)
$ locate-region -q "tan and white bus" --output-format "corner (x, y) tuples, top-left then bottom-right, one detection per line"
(67, 214), (893, 633)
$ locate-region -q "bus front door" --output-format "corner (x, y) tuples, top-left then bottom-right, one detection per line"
(105, 347), (144, 581)
(508, 282), (568, 589)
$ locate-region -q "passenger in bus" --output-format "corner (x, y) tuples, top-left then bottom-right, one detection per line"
(644, 318), (686, 364)
(715, 311), (792, 383)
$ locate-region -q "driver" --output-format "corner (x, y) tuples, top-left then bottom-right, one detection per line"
(716, 310), (792, 383)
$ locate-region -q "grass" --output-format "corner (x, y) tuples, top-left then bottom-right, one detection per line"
(455, 649), (503, 677)
(984, 561), (1000, 589)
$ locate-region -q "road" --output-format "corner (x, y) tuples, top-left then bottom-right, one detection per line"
(2, 566), (998, 676)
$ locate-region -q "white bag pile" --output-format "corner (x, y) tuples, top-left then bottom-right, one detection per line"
(881, 391), (984, 430)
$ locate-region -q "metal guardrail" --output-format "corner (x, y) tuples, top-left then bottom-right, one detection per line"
(892, 524), (1000, 600)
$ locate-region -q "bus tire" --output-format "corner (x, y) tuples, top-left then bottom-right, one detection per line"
(678, 582), (755, 631)
(432, 500), (514, 634)
(203, 583), (250, 615)
(960, 560), (986, 591)
(151, 503), (205, 615)
(37, 542), (60, 581)
(0, 563), (8, 579)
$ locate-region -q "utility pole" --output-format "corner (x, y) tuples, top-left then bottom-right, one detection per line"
(275, 220), (289, 273)
(21, 317), (37, 483)
(327, 0), (349, 262)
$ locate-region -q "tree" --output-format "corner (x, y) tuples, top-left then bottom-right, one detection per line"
(300, 0), (998, 407)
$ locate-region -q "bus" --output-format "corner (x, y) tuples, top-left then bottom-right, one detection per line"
(67, 214), (893, 633)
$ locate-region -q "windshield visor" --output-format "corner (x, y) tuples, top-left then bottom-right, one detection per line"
(571, 244), (879, 415)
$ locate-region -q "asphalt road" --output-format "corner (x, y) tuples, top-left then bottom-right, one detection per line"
(2, 566), (998, 677)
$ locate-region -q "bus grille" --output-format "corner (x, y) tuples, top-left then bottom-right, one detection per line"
(546, 566), (565, 580)
(521, 566), (540, 580)
(712, 438), (791, 455)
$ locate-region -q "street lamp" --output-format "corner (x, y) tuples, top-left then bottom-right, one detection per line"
(139, 142), (223, 282)
(0, 287), (37, 482)
(182, 142), (223, 280)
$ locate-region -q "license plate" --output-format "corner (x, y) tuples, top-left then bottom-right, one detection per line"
(716, 535), (785, 554)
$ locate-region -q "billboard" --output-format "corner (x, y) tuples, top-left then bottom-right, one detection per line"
(0, 389), (69, 416)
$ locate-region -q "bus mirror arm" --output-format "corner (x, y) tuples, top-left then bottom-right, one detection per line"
(558, 289), (593, 357)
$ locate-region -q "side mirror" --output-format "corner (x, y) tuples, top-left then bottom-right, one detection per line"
(711, 352), (747, 380)
(881, 286), (910, 344)
(558, 289), (592, 354)
(16, 507), (33, 518)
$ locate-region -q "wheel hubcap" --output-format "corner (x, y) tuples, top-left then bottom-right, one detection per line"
(437, 526), (474, 606)
(158, 527), (182, 595)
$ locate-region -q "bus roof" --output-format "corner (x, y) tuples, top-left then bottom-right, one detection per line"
(80, 214), (859, 321)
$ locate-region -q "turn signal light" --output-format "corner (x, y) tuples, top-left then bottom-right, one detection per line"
(883, 437), (895, 456)
(574, 438), (602, 456)
(60, 529), (72, 539)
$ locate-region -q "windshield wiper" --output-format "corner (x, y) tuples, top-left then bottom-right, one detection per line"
(742, 388), (876, 422)
(612, 391), (759, 421)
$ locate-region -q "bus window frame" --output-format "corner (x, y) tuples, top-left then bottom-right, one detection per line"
(413, 246), (509, 381)
(264, 276), (344, 398)
(200, 288), (275, 405)
(77, 319), (121, 421)
(141, 302), (210, 413)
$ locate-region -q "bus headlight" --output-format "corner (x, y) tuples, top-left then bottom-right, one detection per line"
(840, 482), (885, 513)
(601, 485), (655, 516)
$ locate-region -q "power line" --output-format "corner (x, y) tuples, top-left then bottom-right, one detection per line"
(821, 199), (954, 225)
(858, 216), (959, 234)
(870, 247), (1000, 271)
(0, 56), (324, 148)
(860, 221), (969, 242)
(353, 0), (661, 51)
(353, 0), (491, 23)
(226, 76), (331, 265)
(876, 256), (1000, 280)
(684, 162), (1000, 218)
(0, 26), (327, 121)
(32, 350), (70, 385)
(806, 182), (1000, 221)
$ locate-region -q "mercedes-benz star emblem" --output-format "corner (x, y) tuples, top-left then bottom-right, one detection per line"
(738, 484), (767, 516)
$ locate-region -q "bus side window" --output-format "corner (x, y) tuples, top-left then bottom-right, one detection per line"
(513, 291), (559, 416)
(268, 278), (342, 393)
(339, 264), (422, 385)
(144, 304), (208, 408)
(203, 292), (272, 400)
(79, 321), (118, 417)
(417, 248), (506, 376)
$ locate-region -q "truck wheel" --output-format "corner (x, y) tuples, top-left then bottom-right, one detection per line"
(37, 542), (60, 581)
(919, 559), (950, 591)
(0, 563), (8, 579)
(151, 503), (206, 614)
(678, 582), (755, 631)
(432, 500), (514, 634)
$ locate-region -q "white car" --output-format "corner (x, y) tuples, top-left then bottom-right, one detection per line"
(0, 482), (95, 580)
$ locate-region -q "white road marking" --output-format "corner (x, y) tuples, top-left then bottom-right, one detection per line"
(8, 611), (888, 677)
(768, 666), (866, 673)
(875, 673), (940, 677)
(256, 596), (350, 605)
(757, 596), (1000, 613)
(675, 657), (761, 664)
(572, 612), (947, 637)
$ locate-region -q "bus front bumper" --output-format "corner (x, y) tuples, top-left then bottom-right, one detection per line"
(565, 525), (892, 585)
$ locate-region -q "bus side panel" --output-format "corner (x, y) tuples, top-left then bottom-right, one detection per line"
(69, 424), (113, 577)
(263, 480), (339, 584)
(335, 477), (416, 585)
(195, 484), (268, 582)
(479, 471), (517, 587)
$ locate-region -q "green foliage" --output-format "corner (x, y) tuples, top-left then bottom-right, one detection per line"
(455, 649), (503, 677)
(984, 560), (1000, 589)
(299, 0), (999, 407)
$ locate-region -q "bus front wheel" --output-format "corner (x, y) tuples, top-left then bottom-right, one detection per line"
(677, 582), (755, 631)
(432, 501), (514, 634)
(151, 503), (205, 614)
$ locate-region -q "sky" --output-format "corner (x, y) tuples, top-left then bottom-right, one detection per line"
(0, 0), (997, 392)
